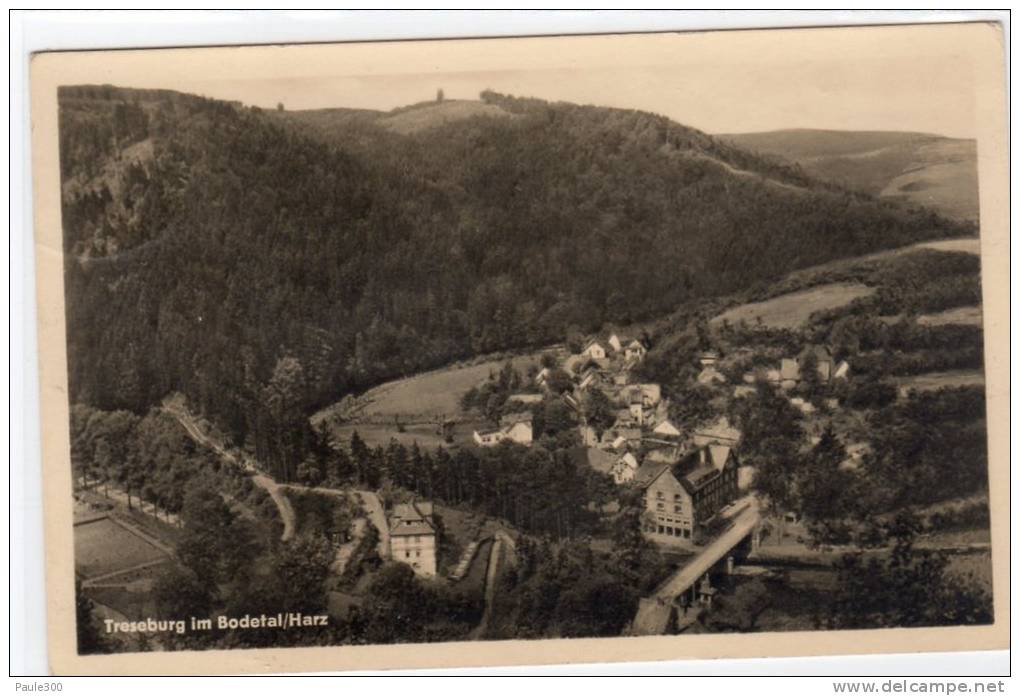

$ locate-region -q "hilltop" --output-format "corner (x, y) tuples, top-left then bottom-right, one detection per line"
(720, 129), (979, 222)
(57, 85), (972, 481)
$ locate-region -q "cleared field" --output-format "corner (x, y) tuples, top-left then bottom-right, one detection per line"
(74, 517), (170, 579)
(711, 282), (875, 329)
(917, 238), (980, 255)
(893, 370), (985, 393)
(332, 423), (449, 450)
(917, 305), (983, 327)
(331, 418), (490, 452)
(379, 100), (514, 135)
(358, 353), (544, 419)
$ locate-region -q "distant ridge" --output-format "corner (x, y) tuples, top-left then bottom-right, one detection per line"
(720, 128), (979, 222)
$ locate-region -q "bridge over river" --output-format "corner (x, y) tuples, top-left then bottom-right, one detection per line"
(630, 497), (762, 635)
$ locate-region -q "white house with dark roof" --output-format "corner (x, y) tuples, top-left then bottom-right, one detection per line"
(388, 501), (438, 577)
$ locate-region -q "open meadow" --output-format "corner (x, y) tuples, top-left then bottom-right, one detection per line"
(711, 282), (875, 330)
(357, 353), (545, 419)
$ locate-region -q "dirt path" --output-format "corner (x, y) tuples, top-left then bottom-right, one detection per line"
(470, 538), (502, 640)
(253, 475), (296, 542)
(162, 395), (295, 541)
(355, 490), (390, 559)
(276, 483), (388, 560)
(333, 518), (367, 574)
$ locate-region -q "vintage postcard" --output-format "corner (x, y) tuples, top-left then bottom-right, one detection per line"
(30, 22), (1008, 675)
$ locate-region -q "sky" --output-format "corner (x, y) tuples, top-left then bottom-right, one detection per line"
(48, 24), (986, 138)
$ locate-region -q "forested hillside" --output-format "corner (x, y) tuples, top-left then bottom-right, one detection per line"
(58, 85), (973, 480)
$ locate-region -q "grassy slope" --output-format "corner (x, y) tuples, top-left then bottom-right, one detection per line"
(720, 129), (978, 221)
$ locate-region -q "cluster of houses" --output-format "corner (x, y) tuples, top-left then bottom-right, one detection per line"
(553, 333), (746, 549)
(466, 329), (854, 551)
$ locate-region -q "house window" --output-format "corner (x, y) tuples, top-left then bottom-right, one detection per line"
(674, 505), (682, 514)
(416, 551), (420, 558)
(657, 525), (665, 534)
(656, 491), (664, 500)
(656, 502), (664, 511)
(405, 551), (410, 559)
(674, 493), (683, 501)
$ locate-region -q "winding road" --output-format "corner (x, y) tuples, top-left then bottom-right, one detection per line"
(253, 474), (296, 541)
(162, 396), (295, 541)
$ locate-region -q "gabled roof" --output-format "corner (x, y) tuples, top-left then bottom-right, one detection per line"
(633, 461), (672, 487)
(389, 501), (436, 536)
(652, 418), (682, 436)
(671, 445), (737, 494)
(707, 445), (732, 472)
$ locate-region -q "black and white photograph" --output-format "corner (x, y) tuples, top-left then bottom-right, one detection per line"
(27, 19), (1008, 675)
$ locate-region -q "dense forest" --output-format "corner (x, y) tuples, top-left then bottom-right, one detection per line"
(59, 85), (974, 480)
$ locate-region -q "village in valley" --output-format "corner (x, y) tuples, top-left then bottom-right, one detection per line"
(72, 232), (994, 647)
(285, 232), (988, 637)
(62, 83), (993, 653)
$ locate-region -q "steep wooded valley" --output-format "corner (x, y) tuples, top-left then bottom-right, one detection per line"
(59, 86), (974, 480)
